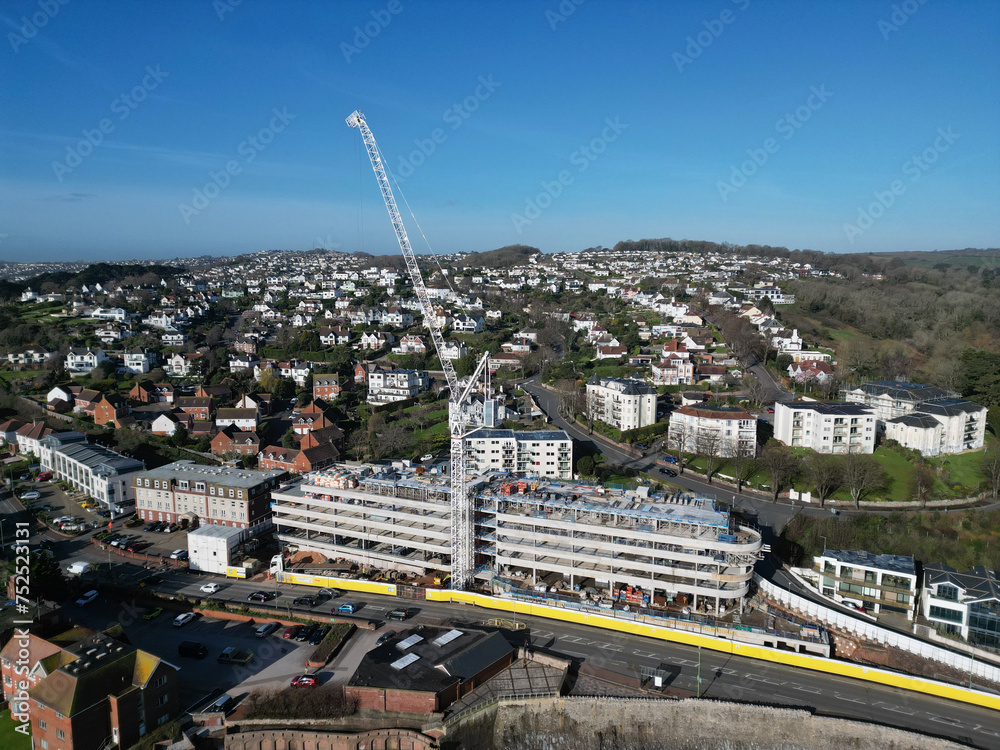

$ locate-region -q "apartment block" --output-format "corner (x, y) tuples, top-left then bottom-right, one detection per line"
(667, 404), (756, 456)
(367, 368), (430, 405)
(773, 402), (876, 454)
(922, 564), (1000, 648)
(463, 428), (573, 479)
(41, 434), (144, 513)
(132, 460), (287, 530)
(813, 549), (917, 620)
(585, 375), (657, 431)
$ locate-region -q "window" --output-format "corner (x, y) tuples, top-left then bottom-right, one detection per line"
(154, 675), (167, 688)
(38, 719), (46, 730)
(156, 694), (169, 707)
(56, 730), (65, 740)
(937, 585), (959, 601)
(229, 488), (235, 498)
(929, 605), (963, 624)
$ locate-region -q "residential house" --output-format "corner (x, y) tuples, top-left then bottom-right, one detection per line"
(922, 564), (1000, 648)
(229, 353), (260, 373)
(787, 360), (833, 384)
(452, 314), (485, 333)
(257, 443), (339, 474)
(319, 326), (351, 346)
(15, 421), (53, 456)
(367, 367), (429, 405)
(215, 407), (259, 432)
(176, 396), (212, 421)
(359, 331), (394, 351)
(151, 411), (185, 437)
(585, 376), (657, 432)
(291, 401), (338, 435)
(392, 334), (428, 355)
(812, 549), (917, 620)
(122, 348), (156, 374)
(65, 347), (107, 374)
(667, 404), (757, 456)
(313, 373), (343, 401)
(211, 426), (261, 457)
(165, 352), (202, 377)
(94, 395), (131, 428)
(73, 388), (101, 416)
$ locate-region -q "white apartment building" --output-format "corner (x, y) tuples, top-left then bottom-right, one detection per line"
(464, 428), (573, 479)
(585, 376), (658, 432)
(667, 404), (757, 456)
(812, 549), (917, 620)
(271, 464), (762, 614)
(132, 461), (287, 530)
(922, 564), (1000, 649)
(367, 368), (429, 405)
(773, 402), (876, 454)
(843, 380), (986, 455)
(41, 435), (144, 513)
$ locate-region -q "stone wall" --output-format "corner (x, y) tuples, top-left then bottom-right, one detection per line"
(225, 727), (437, 750)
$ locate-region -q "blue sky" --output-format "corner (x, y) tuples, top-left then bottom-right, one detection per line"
(2, 0), (998, 262)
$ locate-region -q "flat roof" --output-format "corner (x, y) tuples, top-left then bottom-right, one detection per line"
(821, 549), (915, 576)
(138, 460), (285, 488)
(188, 524), (244, 540)
(54, 442), (143, 474)
(780, 402), (874, 416)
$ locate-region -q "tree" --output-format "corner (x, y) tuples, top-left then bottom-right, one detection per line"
(258, 369), (278, 394)
(697, 432), (725, 484)
(665, 421), (689, 475)
(170, 424), (189, 448)
(806, 454), (842, 507)
(728, 444), (758, 493)
(272, 378), (295, 402)
(759, 444), (799, 501)
(742, 375), (768, 408)
(841, 453), (886, 508)
(981, 440), (1000, 499)
(909, 463), (935, 507)
(281, 428), (296, 449)
(374, 422), (412, 459)
(576, 455), (594, 477)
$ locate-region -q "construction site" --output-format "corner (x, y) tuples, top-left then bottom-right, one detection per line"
(270, 463), (763, 617)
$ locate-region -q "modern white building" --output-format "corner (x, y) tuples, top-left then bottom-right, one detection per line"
(773, 402), (876, 454)
(667, 404), (757, 456)
(922, 564), (1000, 649)
(367, 368), (429, 405)
(843, 381), (987, 455)
(585, 376), (658, 432)
(42, 437), (144, 513)
(122, 348), (156, 374)
(271, 464), (762, 614)
(812, 549), (917, 620)
(186, 523), (268, 575)
(464, 428), (573, 479)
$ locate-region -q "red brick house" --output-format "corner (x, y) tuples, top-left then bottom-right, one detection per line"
(74, 388), (101, 415)
(1, 628), (179, 750)
(176, 396), (212, 421)
(196, 383), (232, 401)
(298, 425), (345, 451)
(211, 426), (261, 456)
(290, 401), (338, 435)
(257, 443), (338, 474)
(94, 394), (129, 427)
(128, 380), (157, 404)
(313, 373), (343, 401)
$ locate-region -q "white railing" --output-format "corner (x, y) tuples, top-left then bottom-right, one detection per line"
(755, 574), (1000, 684)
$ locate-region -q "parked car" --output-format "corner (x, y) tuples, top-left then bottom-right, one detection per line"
(96, 510), (112, 518)
(376, 632), (393, 646)
(315, 588), (338, 601)
(295, 624), (317, 642)
(290, 674), (317, 687)
(34, 504), (54, 512)
(75, 590), (99, 606)
(293, 595), (317, 607)
(20, 490), (40, 501)
(125, 541), (145, 552)
(144, 523), (159, 532)
(247, 591), (274, 603)
(177, 640), (208, 659)
(200, 583), (221, 594)
(386, 608), (410, 621)
(142, 607), (164, 620)
(255, 622), (280, 638)
(660, 468), (678, 477)
(37, 471), (52, 481)
(309, 625), (330, 645)
(170, 549), (188, 560)
(282, 625), (302, 640)
(336, 603), (358, 614)
(173, 612), (197, 627)
(207, 694), (234, 713)
(420, 454), (434, 462)
(662, 455), (678, 464)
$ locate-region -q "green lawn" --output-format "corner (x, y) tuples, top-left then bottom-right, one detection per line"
(0, 709), (30, 750)
(0, 370), (44, 385)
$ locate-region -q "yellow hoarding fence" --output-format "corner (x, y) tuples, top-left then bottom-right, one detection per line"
(426, 589), (1000, 712)
(277, 571), (396, 596)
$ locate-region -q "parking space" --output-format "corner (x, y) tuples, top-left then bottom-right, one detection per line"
(19, 481), (105, 532)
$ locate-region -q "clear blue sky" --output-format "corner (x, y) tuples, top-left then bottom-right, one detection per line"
(2, 0), (998, 262)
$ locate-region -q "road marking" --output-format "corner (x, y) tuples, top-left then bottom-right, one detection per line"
(927, 715), (964, 727)
(974, 725), (1000, 737)
(366, 605), (385, 610)
(873, 701), (915, 716)
(632, 649), (658, 659)
(832, 692), (866, 704)
(789, 683), (822, 694)
(744, 673), (785, 686)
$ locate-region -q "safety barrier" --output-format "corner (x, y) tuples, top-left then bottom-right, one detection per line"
(756, 574), (1000, 685)
(426, 588), (1000, 712)
(276, 571), (397, 596)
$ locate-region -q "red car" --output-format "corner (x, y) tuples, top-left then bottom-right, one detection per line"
(283, 625), (302, 640)
(37, 471), (53, 481)
(290, 674), (317, 687)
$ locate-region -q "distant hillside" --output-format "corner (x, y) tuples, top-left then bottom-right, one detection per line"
(0, 262), (185, 299)
(864, 248), (1000, 270)
(462, 244), (538, 269)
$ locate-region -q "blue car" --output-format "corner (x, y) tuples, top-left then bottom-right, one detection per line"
(336, 603), (357, 614)
(662, 455), (678, 464)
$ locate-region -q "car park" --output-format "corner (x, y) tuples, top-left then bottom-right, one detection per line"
(75, 590), (99, 606)
(247, 591), (274, 603)
(309, 625), (330, 645)
(290, 674), (317, 687)
(173, 612), (197, 628)
(178, 640), (208, 659)
(336, 602), (358, 614)
(20, 490), (40, 501)
(282, 625), (302, 640)
(295, 624), (317, 642)
(255, 622), (280, 638)
(200, 583), (221, 594)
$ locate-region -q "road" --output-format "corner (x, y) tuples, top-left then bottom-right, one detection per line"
(59, 558), (1000, 748)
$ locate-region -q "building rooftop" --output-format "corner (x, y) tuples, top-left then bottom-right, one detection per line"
(821, 549), (915, 576)
(781, 402), (874, 416)
(138, 459), (285, 488)
(465, 428), (571, 443)
(917, 398), (985, 418)
(54, 442), (144, 475)
(924, 563), (1000, 603)
(853, 380), (952, 403)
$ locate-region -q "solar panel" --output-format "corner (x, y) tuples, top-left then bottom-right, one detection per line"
(432, 629), (463, 647)
(390, 653), (420, 670)
(396, 634), (424, 650)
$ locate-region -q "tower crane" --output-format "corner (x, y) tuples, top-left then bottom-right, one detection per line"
(347, 110), (491, 591)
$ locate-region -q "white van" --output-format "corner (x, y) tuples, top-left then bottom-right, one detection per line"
(66, 561), (92, 577)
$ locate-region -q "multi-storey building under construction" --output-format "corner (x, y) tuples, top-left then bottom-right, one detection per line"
(271, 463), (762, 614)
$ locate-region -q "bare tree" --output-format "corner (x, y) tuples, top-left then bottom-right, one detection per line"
(759, 444), (799, 501)
(728, 444), (758, 493)
(374, 422), (412, 459)
(981, 440), (1000, 499)
(841, 453), (886, 508)
(741, 374), (768, 408)
(909, 463), (935, 508)
(665, 420), (689, 475)
(697, 431), (725, 484)
(806, 454), (842, 507)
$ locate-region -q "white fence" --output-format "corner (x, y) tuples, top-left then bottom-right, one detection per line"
(755, 574), (1000, 685)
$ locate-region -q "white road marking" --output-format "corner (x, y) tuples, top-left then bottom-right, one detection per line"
(789, 683), (822, 694)
(632, 649), (658, 659)
(928, 715), (964, 727)
(366, 605), (385, 610)
(832, 692), (866, 704)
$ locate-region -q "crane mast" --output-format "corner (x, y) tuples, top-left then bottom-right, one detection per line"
(347, 110), (484, 590)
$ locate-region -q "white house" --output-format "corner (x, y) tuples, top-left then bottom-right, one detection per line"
(453, 314), (485, 333)
(122, 349), (157, 374)
(65, 347), (107, 374)
(367, 368), (429, 405)
(922, 564), (1000, 648)
(773, 402), (876, 454)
